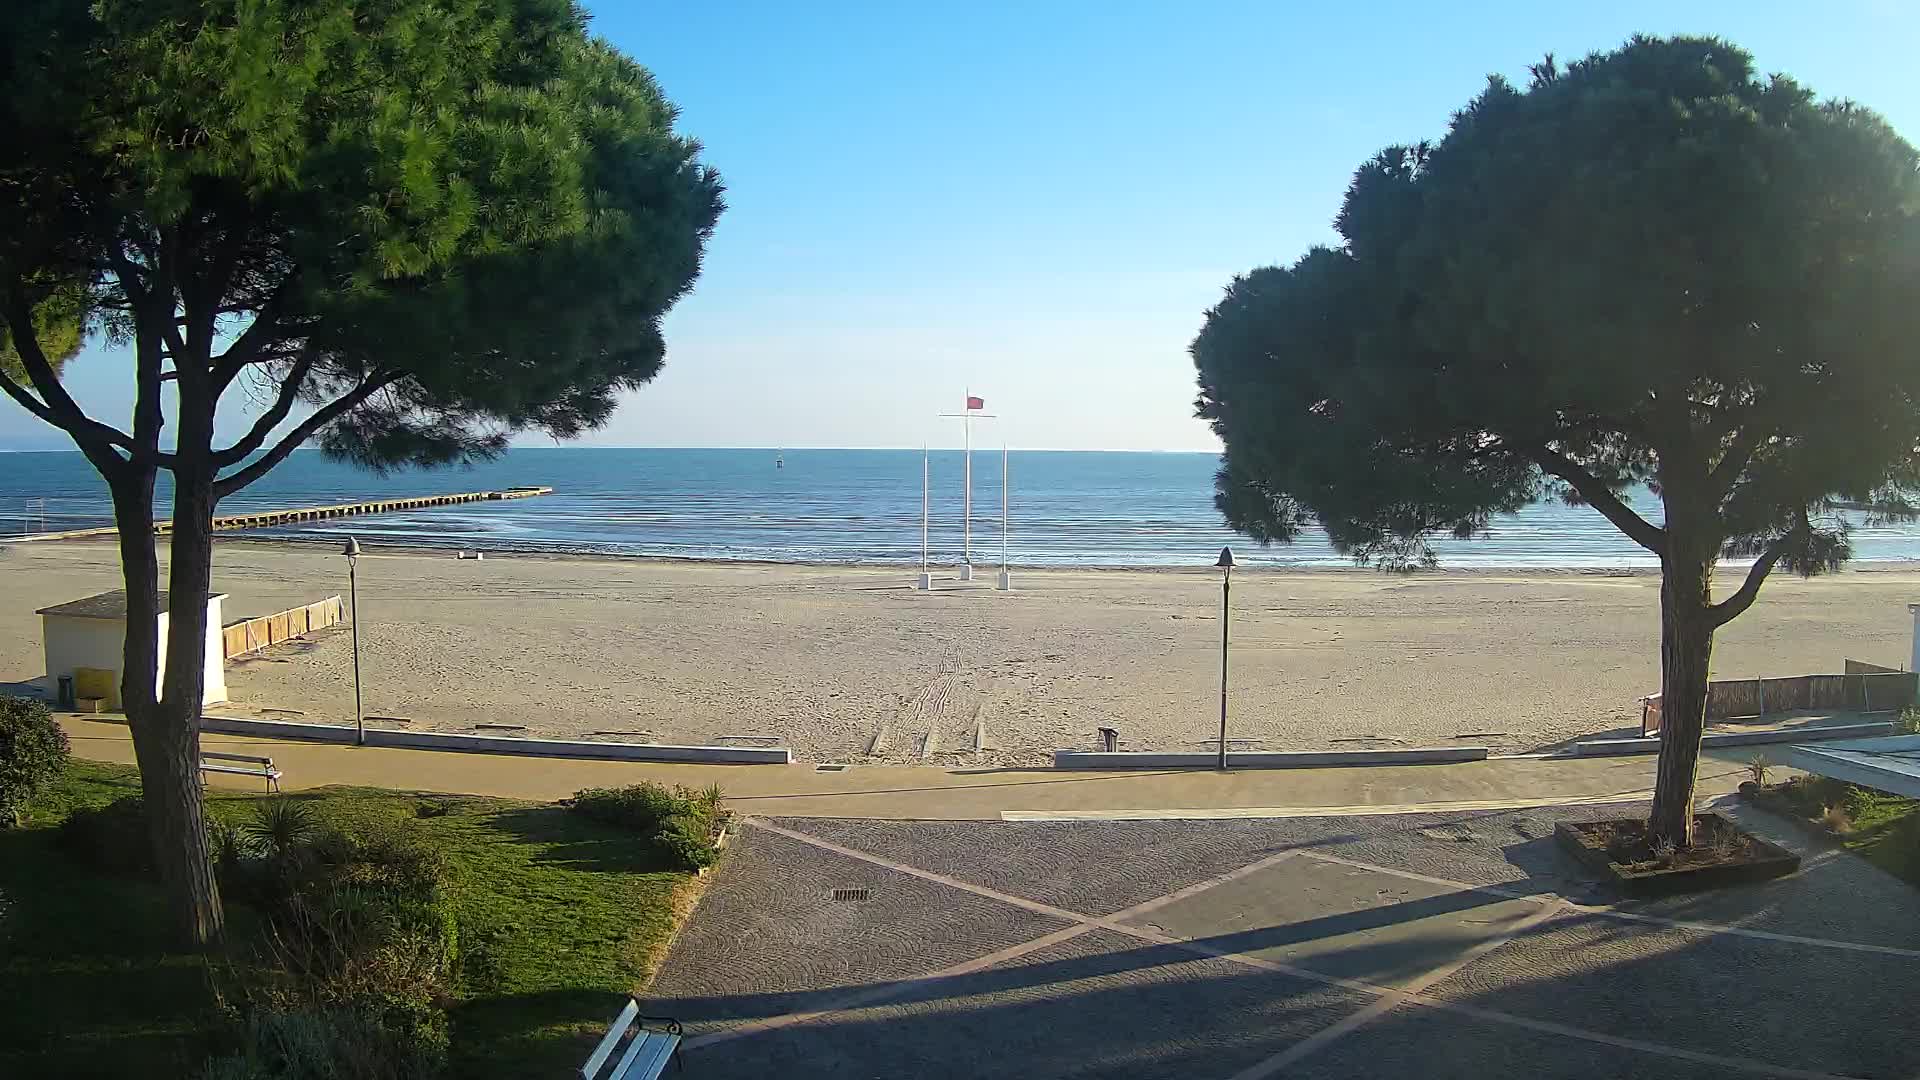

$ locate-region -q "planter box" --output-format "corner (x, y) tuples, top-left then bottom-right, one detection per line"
(1554, 813), (1800, 897)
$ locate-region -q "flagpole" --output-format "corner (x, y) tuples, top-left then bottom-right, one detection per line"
(939, 398), (994, 584)
(997, 443), (1012, 591)
(962, 388), (973, 580)
(917, 444), (932, 590)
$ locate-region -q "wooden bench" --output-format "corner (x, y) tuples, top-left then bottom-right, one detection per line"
(581, 998), (682, 1079)
(199, 751), (282, 793)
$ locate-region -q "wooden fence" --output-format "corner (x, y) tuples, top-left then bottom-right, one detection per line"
(222, 596), (344, 661)
(1641, 664), (1917, 735)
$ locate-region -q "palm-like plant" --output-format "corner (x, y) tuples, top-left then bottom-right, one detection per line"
(244, 799), (319, 865)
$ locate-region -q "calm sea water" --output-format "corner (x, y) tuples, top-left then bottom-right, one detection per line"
(3, 447), (1918, 568)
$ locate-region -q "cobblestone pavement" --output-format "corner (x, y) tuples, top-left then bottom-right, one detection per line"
(647, 801), (1920, 1078)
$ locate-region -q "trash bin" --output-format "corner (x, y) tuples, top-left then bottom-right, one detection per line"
(56, 675), (75, 708)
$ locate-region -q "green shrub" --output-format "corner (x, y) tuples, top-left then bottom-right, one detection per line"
(570, 782), (688, 833)
(198, 1004), (447, 1080)
(0, 696), (70, 826)
(655, 812), (719, 870)
(246, 799), (320, 865)
(58, 794), (154, 872)
(568, 782), (724, 871)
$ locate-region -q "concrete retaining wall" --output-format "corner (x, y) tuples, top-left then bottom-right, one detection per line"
(1573, 721), (1897, 757)
(1051, 747), (1489, 770)
(199, 714), (790, 764)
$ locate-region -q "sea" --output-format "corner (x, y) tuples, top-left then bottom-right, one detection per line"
(4, 446), (1919, 568)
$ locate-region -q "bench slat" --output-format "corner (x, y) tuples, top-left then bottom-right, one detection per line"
(610, 1031), (678, 1080)
(202, 752), (274, 765)
(580, 998), (641, 1079)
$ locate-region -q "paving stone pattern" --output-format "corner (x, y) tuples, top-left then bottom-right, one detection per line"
(647, 803), (1920, 1078)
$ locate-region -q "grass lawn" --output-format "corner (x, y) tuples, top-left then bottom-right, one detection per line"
(1747, 774), (1920, 886)
(0, 761), (704, 1079)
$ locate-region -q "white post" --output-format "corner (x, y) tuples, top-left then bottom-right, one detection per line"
(917, 446), (933, 590)
(960, 403), (974, 581)
(997, 444), (1012, 591)
(1909, 603), (1920, 672)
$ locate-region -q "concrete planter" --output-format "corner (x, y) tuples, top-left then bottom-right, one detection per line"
(1554, 814), (1800, 897)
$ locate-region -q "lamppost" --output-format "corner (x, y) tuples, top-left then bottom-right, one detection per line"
(1216, 546), (1235, 770)
(343, 536), (364, 746)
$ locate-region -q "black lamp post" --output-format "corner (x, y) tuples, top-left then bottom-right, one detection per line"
(343, 536), (364, 746)
(1216, 545), (1235, 770)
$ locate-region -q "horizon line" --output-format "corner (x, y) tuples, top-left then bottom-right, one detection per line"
(0, 444), (1226, 455)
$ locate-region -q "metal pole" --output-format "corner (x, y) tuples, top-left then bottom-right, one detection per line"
(349, 557), (364, 746)
(963, 412), (972, 568)
(921, 445), (929, 572)
(1001, 444), (1009, 571)
(1218, 564), (1231, 770)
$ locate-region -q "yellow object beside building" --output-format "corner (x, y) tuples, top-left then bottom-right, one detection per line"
(73, 667), (120, 711)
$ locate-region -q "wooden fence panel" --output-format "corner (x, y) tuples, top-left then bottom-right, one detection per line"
(223, 624), (248, 660)
(1643, 670), (1918, 733)
(288, 606), (309, 636)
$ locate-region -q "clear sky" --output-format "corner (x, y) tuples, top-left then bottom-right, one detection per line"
(4, 0), (1916, 453)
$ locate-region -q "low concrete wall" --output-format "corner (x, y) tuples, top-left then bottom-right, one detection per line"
(1574, 720), (1897, 757)
(199, 714), (790, 764)
(1051, 747), (1489, 770)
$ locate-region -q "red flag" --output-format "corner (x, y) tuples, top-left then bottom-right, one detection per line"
(966, 395), (985, 410)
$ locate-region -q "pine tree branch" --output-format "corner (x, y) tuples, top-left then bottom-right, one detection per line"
(211, 352), (315, 467)
(1708, 423), (1768, 496)
(1524, 443), (1666, 553)
(1708, 523), (1801, 629)
(0, 287), (140, 464)
(213, 372), (399, 498)
(211, 276), (299, 392)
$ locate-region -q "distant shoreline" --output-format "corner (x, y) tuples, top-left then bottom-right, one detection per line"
(185, 533), (1920, 576)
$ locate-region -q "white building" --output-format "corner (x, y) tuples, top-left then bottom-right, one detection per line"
(37, 590), (229, 709)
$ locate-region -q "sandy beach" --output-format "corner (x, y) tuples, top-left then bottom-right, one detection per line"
(4, 538), (1917, 764)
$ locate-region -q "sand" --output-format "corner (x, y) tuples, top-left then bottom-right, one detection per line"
(4, 538), (1917, 765)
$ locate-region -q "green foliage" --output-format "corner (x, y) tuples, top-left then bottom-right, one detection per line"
(569, 782), (724, 870)
(198, 1006), (446, 1080)
(245, 799), (321, 866)
(1194, 35), (1920, 574)
(58, 794), (156, 873)
(0, 697), (69, 826)
(0, 0), (723, 472)
(7, 763), (698, 1078)
(653, 813), (720, 871)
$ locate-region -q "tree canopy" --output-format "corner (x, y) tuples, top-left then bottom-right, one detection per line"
(1197, 37), (1920, 577)
(1, 0), (723, 480)
(1193, 35), (1920, 844)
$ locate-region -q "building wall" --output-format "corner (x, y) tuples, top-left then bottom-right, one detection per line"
(41, 595), (228, 709)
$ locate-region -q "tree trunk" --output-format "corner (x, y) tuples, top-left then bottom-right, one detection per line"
(109, 464), (225, 947)
(1648, 541), (1716, 848)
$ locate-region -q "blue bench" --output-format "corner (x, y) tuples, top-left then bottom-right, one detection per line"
(581, 998), (682, 1079)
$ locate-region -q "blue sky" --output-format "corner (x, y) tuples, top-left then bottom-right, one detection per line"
(4, 0), (1916, 452)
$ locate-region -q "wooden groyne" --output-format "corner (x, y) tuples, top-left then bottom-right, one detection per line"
(8, 486), (553, 542)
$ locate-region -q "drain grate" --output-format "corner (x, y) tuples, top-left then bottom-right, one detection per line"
(815, 763), (849, 772)
(831, 888), (871, 902)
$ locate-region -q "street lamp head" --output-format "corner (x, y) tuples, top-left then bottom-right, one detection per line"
(1216, 546), (1236, 569)
(342, 536), (362, 560)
